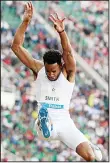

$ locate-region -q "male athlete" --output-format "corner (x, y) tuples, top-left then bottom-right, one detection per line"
(11, 2), (102, 161)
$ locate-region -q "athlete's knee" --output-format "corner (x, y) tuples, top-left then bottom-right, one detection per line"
(86, 153), (95, 161)
(78, 149), (95, 161)
(76, 142), (95, 161)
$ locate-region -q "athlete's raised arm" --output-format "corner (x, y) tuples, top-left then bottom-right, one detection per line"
(11, 2), (43, 74)
(49, 13), (76, 82)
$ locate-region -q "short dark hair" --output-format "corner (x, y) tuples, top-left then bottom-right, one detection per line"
(43, 49), (62, 65)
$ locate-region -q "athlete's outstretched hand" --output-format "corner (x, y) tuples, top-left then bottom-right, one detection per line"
(49, 13), (66, 33)
(23, 2), (33, 23)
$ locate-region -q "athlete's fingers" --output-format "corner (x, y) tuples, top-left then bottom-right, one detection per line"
(28, 2), (31, 8)
(28, 2), (32, 11)
(49, 14), (56, 22)
(29, 1), (33, 10)
(27, 2), (33, 13)
(62, 17), (66, 22)
(55, 12), (60, 20)
(49, 15), (56, 24)
(49, 16), (55, 23)
(26, 3), (29, 10)
(30, 2), (33, 11)
(25, 4), (27, 11)
(27, 2), (29, 8)
(55, 12), (66, 22)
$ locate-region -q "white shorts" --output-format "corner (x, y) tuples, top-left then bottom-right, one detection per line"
(34, 117), (89, 151)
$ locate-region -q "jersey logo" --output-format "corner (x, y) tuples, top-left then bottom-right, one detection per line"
(41, 103), (64, 109)
(52, 88), (55, 91)
(45, 96), (59, 101)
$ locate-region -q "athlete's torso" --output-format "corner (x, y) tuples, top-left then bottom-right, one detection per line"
(34, 67), (75, 119)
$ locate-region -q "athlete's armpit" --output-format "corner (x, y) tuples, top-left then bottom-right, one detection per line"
(67, 70), (75, 83)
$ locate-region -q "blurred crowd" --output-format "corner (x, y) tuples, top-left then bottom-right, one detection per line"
(1, 1), (109, 161)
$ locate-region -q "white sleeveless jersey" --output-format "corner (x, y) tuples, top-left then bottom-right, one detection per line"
(34, 67), (75, 120)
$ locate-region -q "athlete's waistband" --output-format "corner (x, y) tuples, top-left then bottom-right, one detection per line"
(39, 102), (65, 109)
(38, 102), (70, 120)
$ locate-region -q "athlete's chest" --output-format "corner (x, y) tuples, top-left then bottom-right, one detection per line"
(35, 68), (74, 103)
(40, 74), (64, 95)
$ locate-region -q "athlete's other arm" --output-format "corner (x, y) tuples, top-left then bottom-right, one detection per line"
(49, 13), (76, 82)
(11, 2), (43, 76)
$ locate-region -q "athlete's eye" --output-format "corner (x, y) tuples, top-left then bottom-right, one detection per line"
(52, 71), (56, 73)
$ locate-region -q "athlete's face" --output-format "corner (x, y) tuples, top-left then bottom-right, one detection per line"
(45, 63), (62, 81)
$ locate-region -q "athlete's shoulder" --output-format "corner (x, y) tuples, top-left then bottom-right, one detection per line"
(33, 59), (44, 72)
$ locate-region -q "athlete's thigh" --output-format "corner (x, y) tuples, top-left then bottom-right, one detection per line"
(58, 118), (89, 151)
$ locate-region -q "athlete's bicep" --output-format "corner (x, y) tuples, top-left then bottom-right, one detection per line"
(63, 51), (76, 82)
